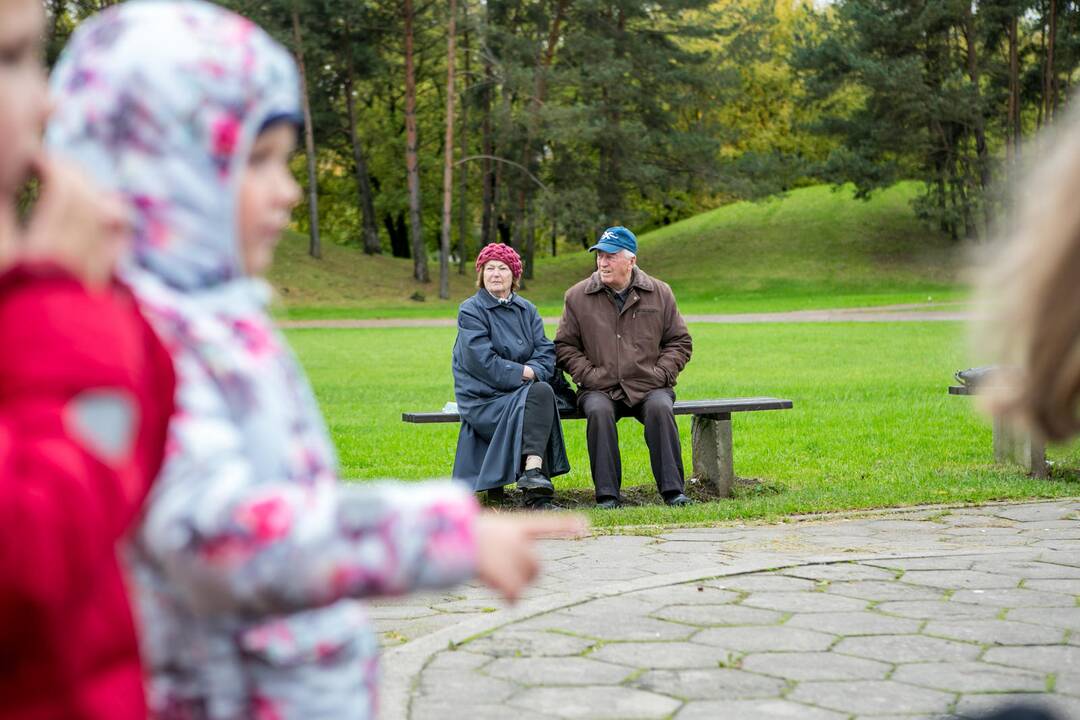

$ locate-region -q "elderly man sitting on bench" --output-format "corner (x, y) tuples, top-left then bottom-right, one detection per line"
(554, 226), (693, 509)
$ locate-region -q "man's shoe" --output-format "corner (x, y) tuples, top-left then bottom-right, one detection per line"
(664, 493), (692, 507)
(595, 497), (622, 510)
(516, 467), (554, 496)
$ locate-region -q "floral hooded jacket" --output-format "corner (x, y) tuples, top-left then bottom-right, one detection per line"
(47, 3), (479, 717)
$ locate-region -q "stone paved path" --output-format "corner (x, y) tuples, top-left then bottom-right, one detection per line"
(374, 500), (1080, 719)
(279, 302), (970, 329)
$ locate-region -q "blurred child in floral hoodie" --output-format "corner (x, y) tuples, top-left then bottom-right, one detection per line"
(47, 2), (584, 718)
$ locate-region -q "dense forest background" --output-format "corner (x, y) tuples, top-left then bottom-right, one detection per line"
(44, 0), (1080, 296)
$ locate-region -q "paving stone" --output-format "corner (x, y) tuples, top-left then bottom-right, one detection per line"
(417, 669), (517, 704)
(632, 667), (786, 700)
(787, 679), (955, 715)
(943, 534), (1037, 548)
(628, 585), (741, 606)
(685, 698), (840, 720)
(993, 505), (1075, 522)
(694, 626), (835, 653)
(588, 641), (728, 669)
(1023, 578), (1080, 595)
(461, 630), (596, 658)
(949, 587), (1077, 607)
(651, 541), (737, 555)
(656, 529), (748, 542)
(424, 650), (492, 671)
(824, 580), (945, 602)
(833, 634), (980, 663)
(922, 619), (1066, 646)
(411, 699), (558, 720)
(676, 699), (847, 720)
(786, 610), (922, 635)
(740, 651), (890, 681)
(1057, 670), (1080, 696)
(864, 519), (949, 532)
(707, 574), (819, 593)
(941, 526), (1023, 537)
(867, 556), (977, 572)
(514, 610), (694, 641)
(1007, 606), (1080, 631)
(952, 693), (1080, 719)
(741, 591), (868, 613)
(891, 661), (1046, 693)
(781, 563), (897, 582)
(507, 686), (681, 719)
(483, 656), (631, 686)
(875, 599), (1001, 621)
(365, 604), (441, 620)
(651, 604), (786, 627)
(982, 645), (1080, 674)
(900, 570), (1020, 590)
(969, 559), (1080, 579)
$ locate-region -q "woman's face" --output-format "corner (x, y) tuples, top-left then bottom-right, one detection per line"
(483, 260), (513, 298)
(0, 0), (48, 195)
(237, 123), (301, 276)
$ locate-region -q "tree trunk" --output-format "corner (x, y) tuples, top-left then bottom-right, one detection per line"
(1044, 0), (1058, 122)
(1008, 13), (1021, 166)
(517, 0), (569, 281)
(344, 66), (381, 255)
(404, 0), (429, 282)
(439, 0), (458, 300)
(457, 0), (471, 274)
(479, 2), (495, 248)
(961, 4), (991, 230)
(385, 212), (409, 258)
(291, 7), (320, 259)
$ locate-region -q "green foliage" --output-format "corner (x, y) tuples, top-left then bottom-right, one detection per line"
(271, 182), (966, 318)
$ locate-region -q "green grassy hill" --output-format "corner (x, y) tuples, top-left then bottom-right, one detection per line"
(269, 182), (966, 320)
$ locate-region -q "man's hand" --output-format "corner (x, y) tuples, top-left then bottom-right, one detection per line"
(474, 512), (589, 603)
(522, 365), (536, 382)
(20, 153), (130, 290)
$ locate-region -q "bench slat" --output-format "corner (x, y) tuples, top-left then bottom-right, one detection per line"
(402, 397), (793, 424)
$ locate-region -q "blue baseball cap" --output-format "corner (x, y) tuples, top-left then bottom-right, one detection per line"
(588, 226), (637, 255)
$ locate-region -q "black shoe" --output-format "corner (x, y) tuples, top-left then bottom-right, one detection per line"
(596, 497), (622, 510)
(664, 493), (692, 507)
(517, 467), (554, 496)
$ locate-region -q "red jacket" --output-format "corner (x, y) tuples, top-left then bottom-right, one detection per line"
(0, 265), (175, 720)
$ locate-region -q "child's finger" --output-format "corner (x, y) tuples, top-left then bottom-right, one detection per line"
(519, 514), (590, 540)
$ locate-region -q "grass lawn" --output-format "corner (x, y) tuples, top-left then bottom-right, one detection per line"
(270, 183), (968, 321)
(288, 320), (1080, 529)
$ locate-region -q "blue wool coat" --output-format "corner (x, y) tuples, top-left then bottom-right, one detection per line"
(452, 289), (570, 491)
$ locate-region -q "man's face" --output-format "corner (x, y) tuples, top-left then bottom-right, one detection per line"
(0, 0), (48, 194)
(596, 250), (635, 289)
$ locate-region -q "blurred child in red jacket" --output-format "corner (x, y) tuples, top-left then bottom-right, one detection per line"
(0, 1), (175, 718)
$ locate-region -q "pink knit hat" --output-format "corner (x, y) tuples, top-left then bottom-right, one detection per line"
(475, 243), (523, 278)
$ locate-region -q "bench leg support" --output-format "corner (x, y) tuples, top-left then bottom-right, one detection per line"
(992, 415), (1048, 478)
(691, 413), (734, 498)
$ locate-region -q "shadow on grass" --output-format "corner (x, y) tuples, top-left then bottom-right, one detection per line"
(480, 475), (785, 511)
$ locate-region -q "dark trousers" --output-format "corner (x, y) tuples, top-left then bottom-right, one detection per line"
(578, 388), (685, 501)
(521, 381), (555, 459)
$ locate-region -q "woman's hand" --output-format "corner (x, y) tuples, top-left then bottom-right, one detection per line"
(522, 365), (536, 382)
(474, 512), (589, 603)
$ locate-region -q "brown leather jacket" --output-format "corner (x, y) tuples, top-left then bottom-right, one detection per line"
(554, 267), (692, 406)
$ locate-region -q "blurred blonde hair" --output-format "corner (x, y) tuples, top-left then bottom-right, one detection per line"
(975, 106), (1080, 442)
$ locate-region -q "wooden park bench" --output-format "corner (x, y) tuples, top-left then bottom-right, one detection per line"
(402, 397), (793, 498)
(948, 385), (1048, 478)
